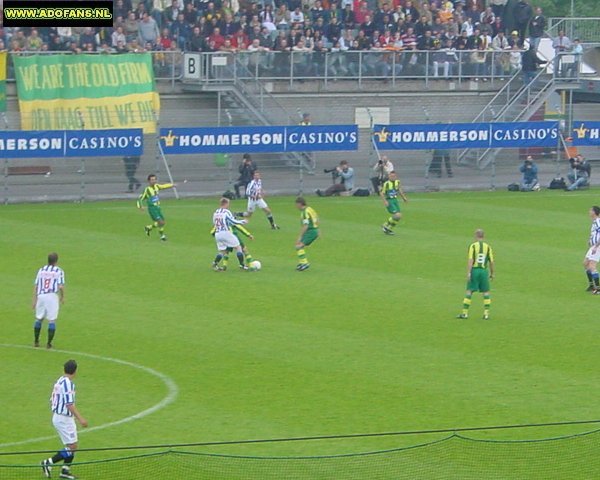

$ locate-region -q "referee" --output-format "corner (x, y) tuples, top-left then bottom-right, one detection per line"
(41, 360), (88, 480)
(33, 253), (65, 349)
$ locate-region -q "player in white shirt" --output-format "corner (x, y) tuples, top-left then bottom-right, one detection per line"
(41, 360), (88, 480)
(33, 253), (65, 349)
(212, 197), (250, 271)
(237, 171), (280, 230)
(584, 206), (600, 293)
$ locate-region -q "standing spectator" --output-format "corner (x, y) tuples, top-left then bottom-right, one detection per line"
(519, 155), (539, 191)
(552, 30), (572, 77)
(234, 154), (257, 199)
(489, 0), (507, 19)
(32, 253), (65, 349)
(521, 42), (546, 84)
(528, 6), (545, 51)
(124, 12), (140, 44)
(189, 26), (205, 51)
(123, 156), (142, 193)
(429, 147), (453, 177)
(40, 360), (88, 480)
(139, 12), (160, 47)
(170, 13), (190, 49)
(568, 38), (583, 78)
(514, 0), (532, 42)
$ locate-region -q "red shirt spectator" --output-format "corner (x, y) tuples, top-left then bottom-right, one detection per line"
(208, 27), (225, 50)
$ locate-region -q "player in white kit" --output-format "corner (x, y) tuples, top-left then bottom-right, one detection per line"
(41, 360), (88, 480)
(584, 206), (600, 293)
(33, 253), (65, 349)
(212, 197), (249, 271)
(236, 171), (280, 229)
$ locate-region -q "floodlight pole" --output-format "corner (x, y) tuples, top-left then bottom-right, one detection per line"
(154, 111), (179, 200)
(225, 109), (233, 189)
(2, 113), (8, 205)
(77, 110), (86, 202)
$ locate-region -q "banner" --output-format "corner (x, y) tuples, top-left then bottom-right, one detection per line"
(0, 51), (6, 112)
(572, 122), (600, 146)
(159, 125), (358, 154)
(14, 54), (159, 133)
(373, 122), (559, 150)
(0, 129), (143, 158)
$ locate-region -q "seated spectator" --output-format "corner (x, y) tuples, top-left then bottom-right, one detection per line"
(26, 30), (43, 51)
(316, 161), (355, 196)
(519, 156), (539, 191)
(162, 0), (182, 27)
(158, 28), (173, 50)
(208, 27), (225, 50)
(170, 13), (190, 49)
(112, 26), (127, 48)
(290, 7), (305, 28)
(567, 154), (591, 191)
(341, 4), (356, 30)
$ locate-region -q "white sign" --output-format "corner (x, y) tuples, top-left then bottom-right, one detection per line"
(183, 53), (201, 80)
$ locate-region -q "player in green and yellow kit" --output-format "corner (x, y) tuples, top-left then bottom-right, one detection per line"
(380, 171), (408, 235)
(295, 197), (319, 271)
(137, 174), (176, 241)
(457, 229), (495, 320)
(210, 223), (255, 271)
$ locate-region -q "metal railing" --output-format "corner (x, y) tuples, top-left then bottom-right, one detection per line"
(185, 49), (524, 88)
(547, 18), (600, 43)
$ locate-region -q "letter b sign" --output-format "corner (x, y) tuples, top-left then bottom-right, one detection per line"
(184, 53), (201, 80)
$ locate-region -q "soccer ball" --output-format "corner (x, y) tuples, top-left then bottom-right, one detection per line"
(249, 260), (262, 271)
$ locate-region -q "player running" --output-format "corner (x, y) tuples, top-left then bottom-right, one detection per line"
(212, 197), (249, 271)
(583, 206), (600, 293)
(457, 229), (495, 320)
(210, 223), (256, 271)
(236, 171), (280, 230)
(380, 171), (408, 235)
(295, 197), (319, 271)
(137, 174), (176, 241)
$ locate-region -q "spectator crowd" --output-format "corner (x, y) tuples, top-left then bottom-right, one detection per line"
(0, 1), (568, 80)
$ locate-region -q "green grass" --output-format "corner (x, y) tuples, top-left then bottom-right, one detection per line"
(1, 191), (599, 478)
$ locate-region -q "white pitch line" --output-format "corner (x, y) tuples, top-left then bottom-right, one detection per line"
(0, 344), (179, 449)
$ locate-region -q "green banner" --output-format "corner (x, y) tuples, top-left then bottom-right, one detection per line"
(0, 52), (6, 112)
(14, 53), (160, 133)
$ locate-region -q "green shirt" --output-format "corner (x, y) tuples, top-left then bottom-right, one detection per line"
(301, 206), (319, 230)
(468, 241), (494, 269)
(381, 179), (401, 199)
(137, 183), (173, 208)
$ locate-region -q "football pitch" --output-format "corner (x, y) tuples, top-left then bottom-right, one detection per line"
(1, 190), (599, 477)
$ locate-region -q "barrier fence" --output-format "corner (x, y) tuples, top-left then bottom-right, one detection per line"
(1, 421), (599, 479)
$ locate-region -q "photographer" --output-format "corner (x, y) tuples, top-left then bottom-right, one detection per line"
(234, 153), (257, 199)
(316, 160), (354, 197)
(567, 154), (591, 191)
(519, 156), (540, 191)
(370, 155), (394, 195)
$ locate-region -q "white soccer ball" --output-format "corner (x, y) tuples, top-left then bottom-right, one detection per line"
(249, 260), (262, 271)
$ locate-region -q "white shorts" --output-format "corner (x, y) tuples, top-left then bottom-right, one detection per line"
(585, 246), (600, 263)
(36, 293), (59, 321)
(247, 198), (268, 213)
(53, 413), (78, 445)
(215, 231), (240, 251)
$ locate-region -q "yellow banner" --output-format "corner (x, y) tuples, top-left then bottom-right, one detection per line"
(19, 93), (160, 133)
(14, 54), (159, 133)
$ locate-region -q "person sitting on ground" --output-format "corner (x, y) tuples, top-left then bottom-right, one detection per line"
(316, 160), (355, 196)
(519, 156), (540, 191)
(567, 154), (591, 191)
